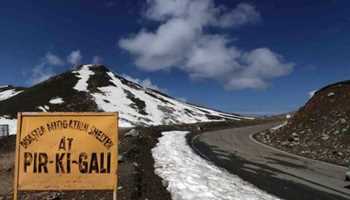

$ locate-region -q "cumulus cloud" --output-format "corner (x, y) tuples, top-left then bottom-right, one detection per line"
(29, 63), (55, 85)
(217, 2), (261, 28)
(29, 50), (87, 85)
(119, 0), (294, 90)
(67, 50), (82, 65)
(92, 56), (103, 64)
(122, 74), (165, 92)
(224, 48), (293, 90)
(29, 50), (107, 85)
(45, 52), (65, 66)
(29, 52), (64, 85)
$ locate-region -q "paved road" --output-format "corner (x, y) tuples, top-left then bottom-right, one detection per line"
(190, 123), (350, 200)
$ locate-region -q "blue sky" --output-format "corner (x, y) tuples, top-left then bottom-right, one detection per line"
(0, 0), (349, 115)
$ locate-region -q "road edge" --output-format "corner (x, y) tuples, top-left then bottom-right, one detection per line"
(249, 130), (347, 170)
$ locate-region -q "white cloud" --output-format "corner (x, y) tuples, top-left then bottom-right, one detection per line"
(67, 50), (82, 65)
(29, 63), (55, 85)
(45, 52), (65, 66)
(186, 35), (241, 79)
(144, 0), (260, 28)
(217, 3), (261, 28)
(92, 56), (103, 64)
(225, 48), (293, 90)
(119, 0), (294, 90)
(122, 74), (165, 92)
(29, 52), (64, 85)
(120, 18), (196, 70)
(29, 50), (106, 85)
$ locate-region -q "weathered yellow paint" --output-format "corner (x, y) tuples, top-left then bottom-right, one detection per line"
(14, 112), (118, 191)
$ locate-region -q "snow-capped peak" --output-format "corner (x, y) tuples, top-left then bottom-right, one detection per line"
(0, 64), (252, 128)
(72, 65), (252, 127)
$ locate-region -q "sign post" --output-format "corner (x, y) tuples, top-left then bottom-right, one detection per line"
(13, 112), (118, 199)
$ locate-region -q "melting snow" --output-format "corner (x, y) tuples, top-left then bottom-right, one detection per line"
(70, 65), (252, 127)
(152, 131), (280, 200)
(92, 71), (248, 127)
(73, 65), (95, 92)
(49, 97), (64, 104)
(0, 89), (22, 101)
(327, 92), (335, 97)
(0, 117), (17, 135)
(271, 122), (288, 131)
(91, 71), (150, 127)
(37, 105), (49, 112)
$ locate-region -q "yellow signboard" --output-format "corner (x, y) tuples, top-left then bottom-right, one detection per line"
(13, 112), (118, 194)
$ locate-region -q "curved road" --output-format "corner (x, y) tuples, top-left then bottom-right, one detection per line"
(191, 123), (350, 200)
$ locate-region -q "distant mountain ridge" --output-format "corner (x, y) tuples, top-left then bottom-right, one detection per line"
(0, 64), (252, 127)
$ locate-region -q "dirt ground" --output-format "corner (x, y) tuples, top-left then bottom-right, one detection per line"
(0, 119), (270, 200)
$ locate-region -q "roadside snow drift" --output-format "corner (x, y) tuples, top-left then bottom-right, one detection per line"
(152, 131), (280, 200)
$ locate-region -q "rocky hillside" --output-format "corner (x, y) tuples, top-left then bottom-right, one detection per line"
(0, 64), (251, 129)
(256, 80), (350, 166)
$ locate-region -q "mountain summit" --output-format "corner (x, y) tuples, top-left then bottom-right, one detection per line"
(0, 64), (251, 127)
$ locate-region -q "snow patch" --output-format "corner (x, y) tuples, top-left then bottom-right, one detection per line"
(0, 117), (17, 135)
(271, 122), (287, 131)
(91, 71), (250, 127)
(152, 131), (280, 200)
(0, 89), (22, 101)
(327, 92), (335, 97)
(49, 97), (64, 104)
(37, 105), (49, 112)
(124, 129), (140, 137)
(73, 65), (95, 92)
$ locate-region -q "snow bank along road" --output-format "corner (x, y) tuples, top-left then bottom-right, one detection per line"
(152, 131), (280, 200)
(191, 123), (350, 200)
